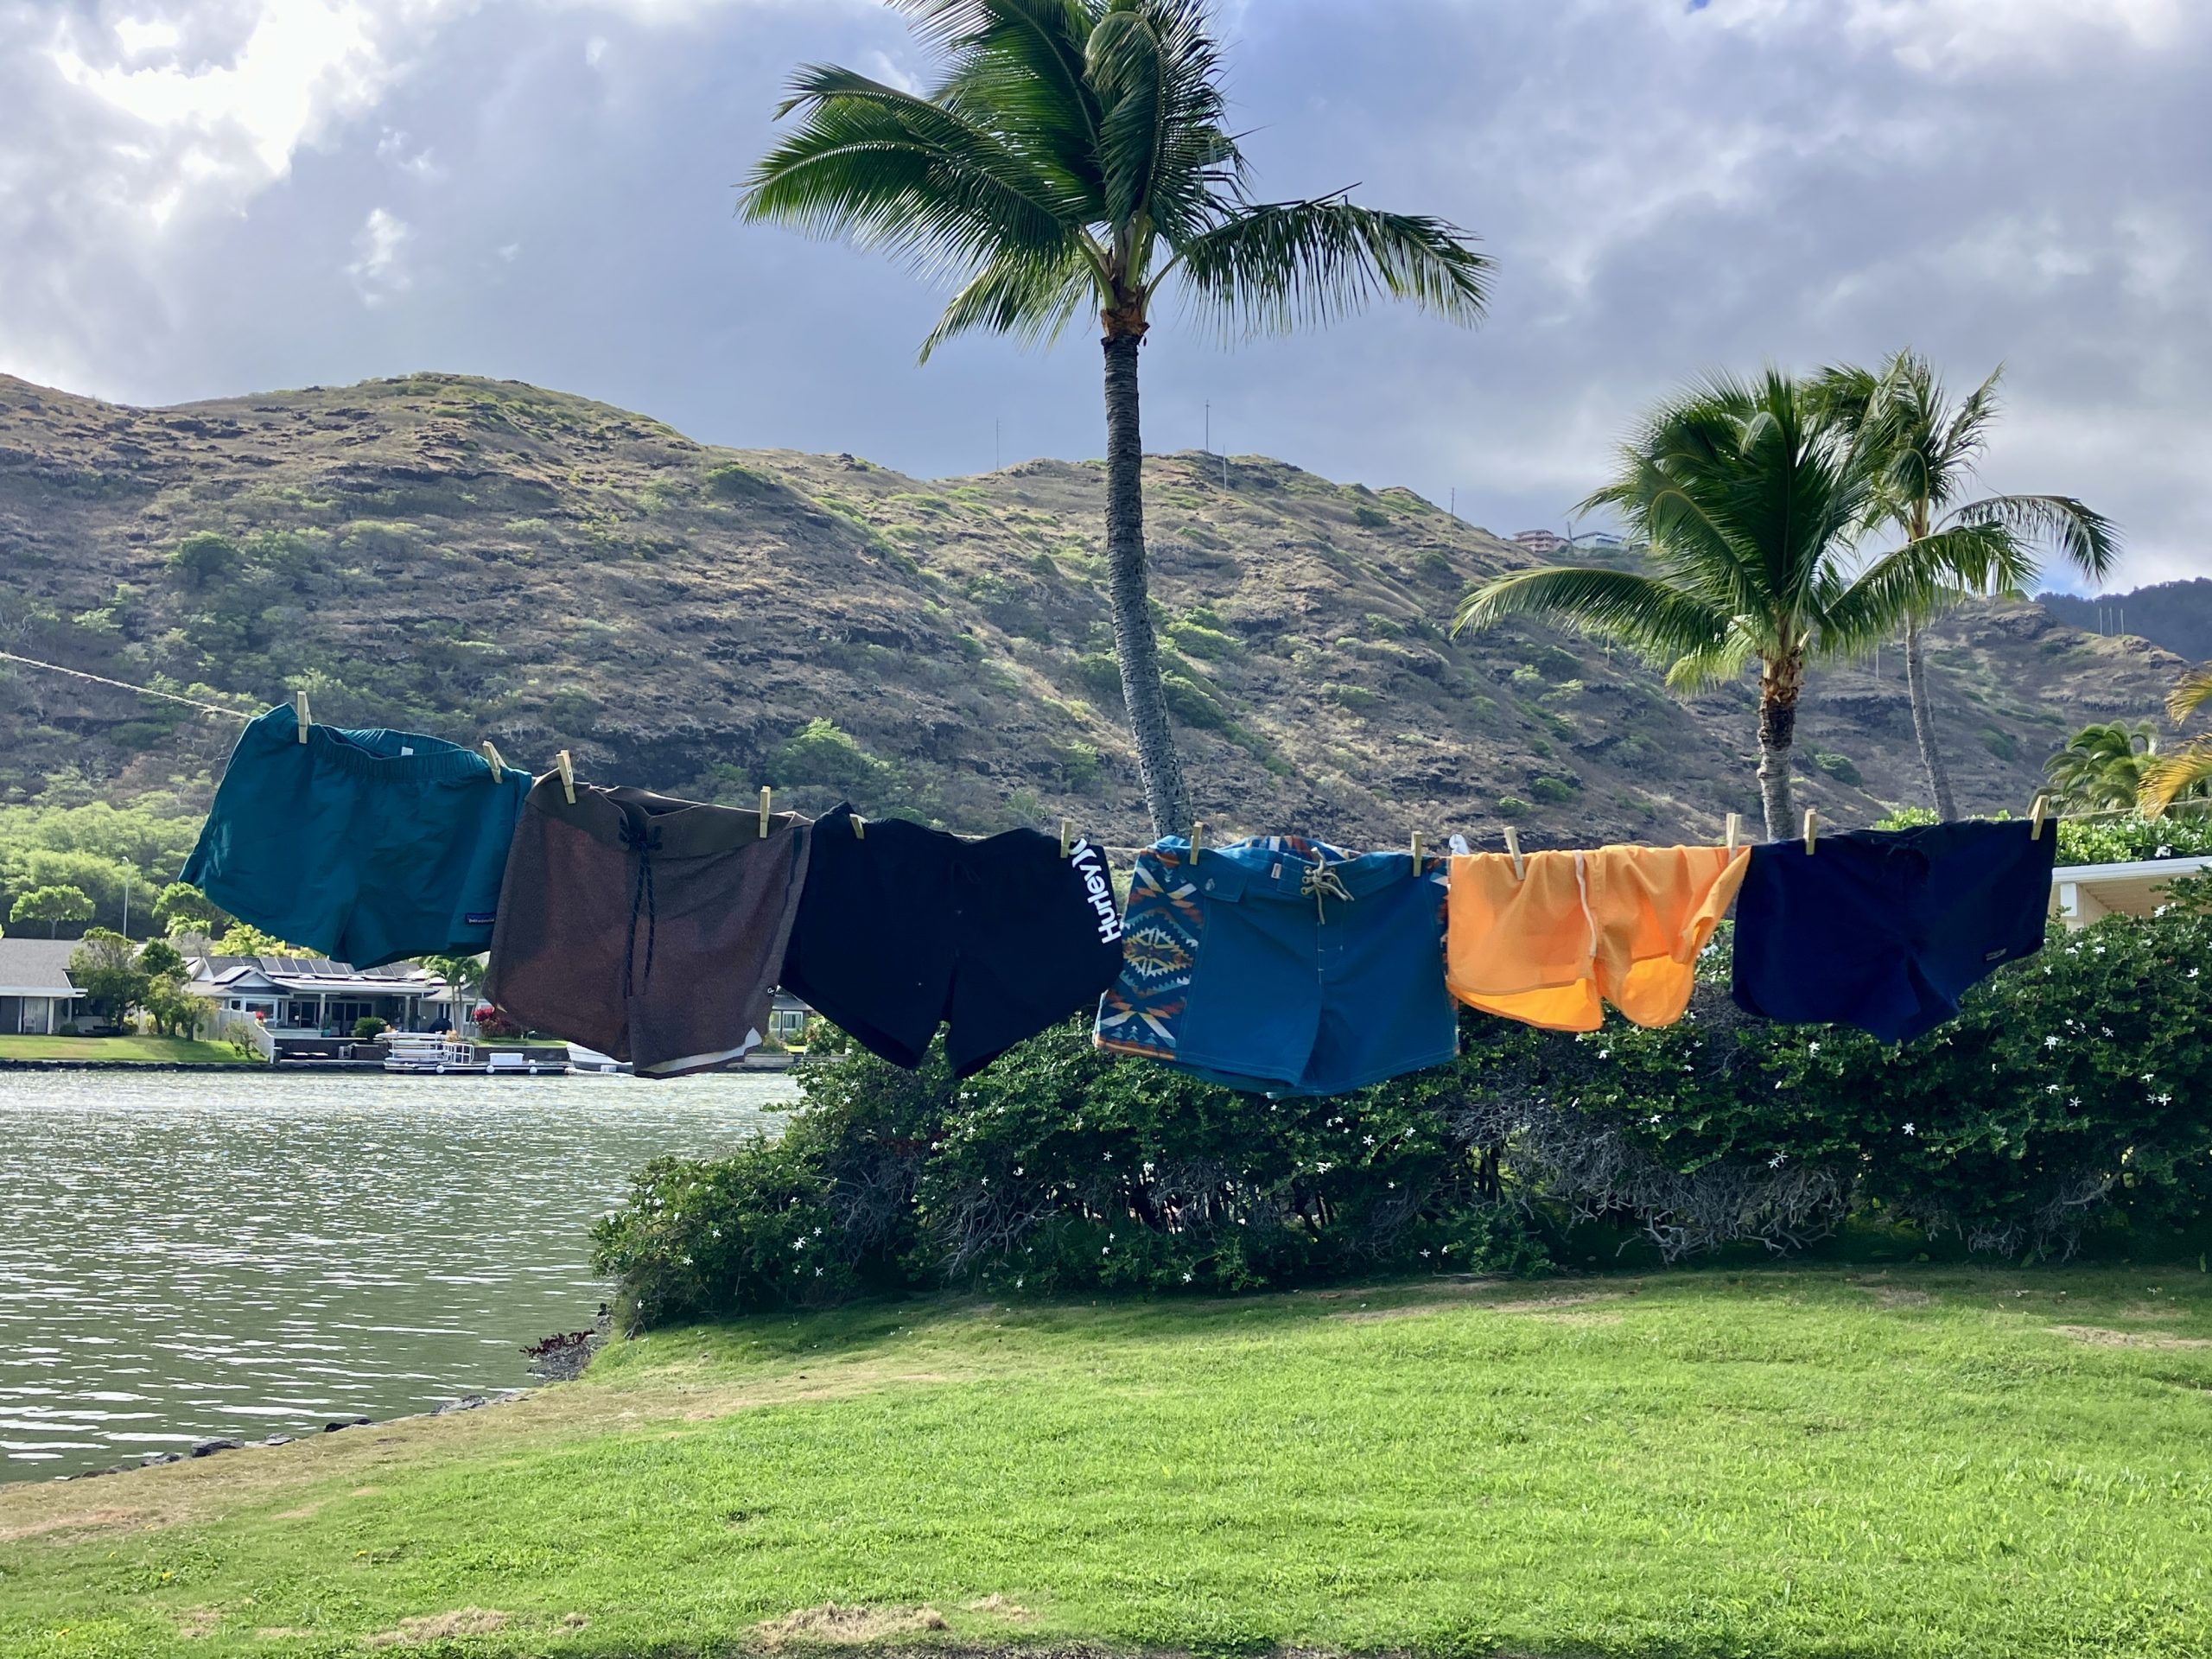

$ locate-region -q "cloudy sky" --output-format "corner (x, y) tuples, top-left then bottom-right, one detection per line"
(3, 0), (2206, 589)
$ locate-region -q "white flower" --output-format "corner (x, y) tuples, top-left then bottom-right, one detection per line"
(814, 1267), (823, 1276)
(2046, 1084), (2061, 1094)
(1768, 1153), (1787, 1168)
(2157, 1093), (2174, 1106)
(1902, 1122), (1916, 1135)
(680, 1254), (692, 1265)
(2044, 1035), (2061, 1048)
(1363, 1135), (1376, 1147)
(1181, 1271), (1193, 1283)
(1014, 1166), (1024, 1177)
(2068, 1097), (2081, 1109)
(1101, 1246), (1110, 1255)
(1014, 1276), (1024, 1289)
(1808, 1041), (1821, 1055)
(1420, 1249), (1432, 1258)
(1648, 1114), (1663, 1126)
(1598, 1048), (1611, 1060)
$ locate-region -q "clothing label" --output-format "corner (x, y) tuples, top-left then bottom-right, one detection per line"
(400, 747), (415, 755)
(465, 912), (497, 926)
(1068, 838), (1124, 944)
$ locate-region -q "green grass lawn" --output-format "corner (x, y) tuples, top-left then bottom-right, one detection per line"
(0, 1034), (254, 1065)
(3, 1266), (2209, 1657)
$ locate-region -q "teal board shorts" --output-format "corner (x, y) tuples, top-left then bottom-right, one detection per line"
(181, 705), (530, 969)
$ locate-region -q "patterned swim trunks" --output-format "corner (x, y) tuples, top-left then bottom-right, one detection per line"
(1095, 835), (1458, 1096)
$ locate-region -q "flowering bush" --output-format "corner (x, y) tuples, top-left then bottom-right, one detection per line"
(592, 890), (2212, 1330)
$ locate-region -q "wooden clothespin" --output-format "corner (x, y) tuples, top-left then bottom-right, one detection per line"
(1503, 825), (1525, 880)
(293, 690), (311, 742)
(1725, 812), (1742, 856)
(1191, 820), (1205, 855)
(2030, 792), (2050, 839)
(852, 812), (866, 840)
(759, 786), (772, 838)
(1410, 831), (1425, 864)
(1802, 808), (1819, 854)
(556, 750), (575, 805)
(479, 741), (506, 782)
(1059, 817), (1073, 858)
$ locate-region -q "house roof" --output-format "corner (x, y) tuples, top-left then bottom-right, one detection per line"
(2050, 855), (2212, 924)
(190, 954), (450, 996)
(0, 938), (86, 999)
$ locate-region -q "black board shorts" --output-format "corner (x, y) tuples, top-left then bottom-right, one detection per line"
(779, 804), (1128, 1077)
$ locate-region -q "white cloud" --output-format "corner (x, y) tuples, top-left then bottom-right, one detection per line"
(584, 35), (609, 67)
(346, 206), (413, 303)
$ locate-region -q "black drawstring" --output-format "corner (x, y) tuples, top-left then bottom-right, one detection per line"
(620, 814), (661, 999)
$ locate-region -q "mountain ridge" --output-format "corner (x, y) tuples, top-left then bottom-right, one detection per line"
(0, 370), (2190, 849)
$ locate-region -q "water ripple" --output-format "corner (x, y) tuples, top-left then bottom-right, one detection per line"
(0, 1069), (795, 1478)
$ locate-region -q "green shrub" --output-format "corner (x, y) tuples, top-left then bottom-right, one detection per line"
(1980, 727), (2022, 762)
(1325, 683), (1376, 712)
(1497, 795), (1534, 818)
(1163, 673), (1229, 729)
(353, 1015), (390, 1040)
(702, 463), (776, 502)
(1073, 652), (1123, 704)
(165, 531), (238, 588)
(1814, 751), (1863, 786)
(595, 886), (2212, 1329)
(1527, 775), (1577, 804)
(1059, 741), (1101, 791)
(769, 718), (897, 798)
(1352, 505), (1391, 529)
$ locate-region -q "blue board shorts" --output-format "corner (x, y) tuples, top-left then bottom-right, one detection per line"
(182, 704), (530, 969)
(1731, 819), (2056, 1044)
(1096, 836), (1458, 1096)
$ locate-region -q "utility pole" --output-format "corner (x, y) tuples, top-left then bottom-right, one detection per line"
(1449, 486), (1456, 524)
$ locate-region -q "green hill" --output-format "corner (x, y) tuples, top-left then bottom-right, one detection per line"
(0, 371), (2190, 849)
(2035, 578), (2212, 668)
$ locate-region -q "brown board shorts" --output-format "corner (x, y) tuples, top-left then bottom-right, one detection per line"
(484, 778), (811, 1077)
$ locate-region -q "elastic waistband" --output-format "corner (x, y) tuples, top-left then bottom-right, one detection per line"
(256, 705), (496, 783)
(527, 775), (805, 857)
(1185, 842), (1423, 903)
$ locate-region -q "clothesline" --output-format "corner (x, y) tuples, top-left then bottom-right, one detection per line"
(3, 645), (2205, 842)
(0, 651), (257, 721)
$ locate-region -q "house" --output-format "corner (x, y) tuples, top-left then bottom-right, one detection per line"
(186, 953), (462, 1036)
(1511, 528), (1571, 556)
(2049, 854), (2212, 929)
(768, 989), (812, 1045)
(0, 938), (86, 1034)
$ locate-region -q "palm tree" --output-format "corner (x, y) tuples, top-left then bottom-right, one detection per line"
(1452, 370), (1991, 839)
(1815, 352), (2116, 820)
(2044, 719), (2164, 813)
(2139, 664), (2212, 817)
(740, 0), (1491, 836)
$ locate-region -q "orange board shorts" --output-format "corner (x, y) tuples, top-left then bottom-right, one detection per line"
(1446, 844), (1750, 1032)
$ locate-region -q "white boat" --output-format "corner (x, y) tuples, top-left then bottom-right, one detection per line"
(383, 1034), (562, 1075)
(565, 1043), (632, 1076)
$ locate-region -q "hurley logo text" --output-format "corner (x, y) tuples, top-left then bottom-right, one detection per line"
(1069, 838), (1125, 944)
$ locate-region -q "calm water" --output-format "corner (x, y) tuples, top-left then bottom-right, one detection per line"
(0, 1069), (799, 1480)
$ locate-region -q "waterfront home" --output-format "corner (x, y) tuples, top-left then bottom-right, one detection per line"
(184, 952), (463, 1037)
(0, 938), (86, 1034)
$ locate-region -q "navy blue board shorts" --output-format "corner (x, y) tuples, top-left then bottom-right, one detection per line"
(779, 804), (1128, 1077)
(1731, 819), (2057, 1044)
(182, 704), (530, 969)
(1096, 836), (1458, 1096)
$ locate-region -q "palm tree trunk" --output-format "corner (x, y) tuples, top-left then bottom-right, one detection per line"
(1758, 654), (1802, 842)
(1903, 613), (1957, 821)
(1102, 326), (1191, 839)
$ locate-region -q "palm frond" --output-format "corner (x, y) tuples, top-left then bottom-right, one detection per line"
(1169, 195), (1491, 338)
(2171, 664), (2212, 726)
(1451, 565), (1733, 663)
(1949, 493), (2120, 584)
(742, 64), (1093, 283)
(920, 246), (1096, 360)
(1084, 0), (1234, 243)
(2139, 743), (2212, 817)
(910, 0), (1110, 210)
